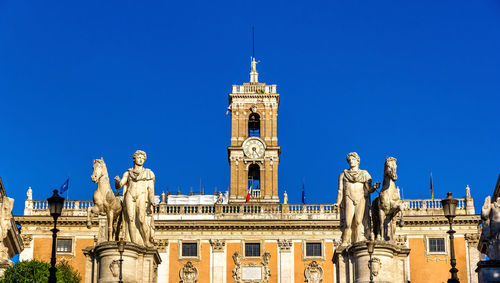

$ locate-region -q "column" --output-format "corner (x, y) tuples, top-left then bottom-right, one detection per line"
(465, 233), (480, 283)
(278, 239), (293, 283)
(156, 240), (169, 282)
(210, 240), (226, 283)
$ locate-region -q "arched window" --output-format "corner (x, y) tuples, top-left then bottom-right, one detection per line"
(248, 113), (260, 137)
(248, 164), (260, 191)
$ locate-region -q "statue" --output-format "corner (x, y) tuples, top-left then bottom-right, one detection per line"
(336, 152), (379, 245)
(0, 195), (14, 261)
(283, 191), (288, 205)
(372, 157), (405, 241)
(115, 150), (156, 247)
(87, 158), (122, 241)
(479, 195), (500, 259)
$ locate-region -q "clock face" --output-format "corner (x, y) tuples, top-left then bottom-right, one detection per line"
(243, 138), (265, 159)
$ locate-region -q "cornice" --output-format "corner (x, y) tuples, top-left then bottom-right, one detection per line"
(15, 215), (480, 230)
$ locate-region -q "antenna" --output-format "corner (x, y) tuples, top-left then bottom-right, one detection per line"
(252, 26), (255, 59)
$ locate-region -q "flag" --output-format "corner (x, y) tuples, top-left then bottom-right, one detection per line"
(59, 178), (69, 194)
(430, 172), (434, 199)
(246, 181), (252, 203)
(301, 181), (306, 204)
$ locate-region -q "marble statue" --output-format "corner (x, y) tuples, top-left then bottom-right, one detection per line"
(479, 195), (500, 259)
(115, 150), (156, 247)
(372, 157), (405, 241)
(283, 191), (288, 205)
(87, 158), (123, 241)
(336, 152), (380, 245)
(0, 195), (14, 261)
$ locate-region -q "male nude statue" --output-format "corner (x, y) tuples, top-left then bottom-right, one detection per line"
(336, 152), (379, 245)
(115, 150), (155, 247)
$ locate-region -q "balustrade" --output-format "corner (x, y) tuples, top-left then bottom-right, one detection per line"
(24, 197), (471, 218)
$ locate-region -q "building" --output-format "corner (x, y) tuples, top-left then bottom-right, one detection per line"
(15, 58), (482, 283)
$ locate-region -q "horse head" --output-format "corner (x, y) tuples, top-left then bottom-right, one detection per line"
(384, 157), (398, 182)
(91, 158), (108, 183)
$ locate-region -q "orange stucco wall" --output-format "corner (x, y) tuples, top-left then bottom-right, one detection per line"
(168, 242), (210, 282)
(293, 242), (334, 283)
(264, 242), (278, 283)
(409, 237), (468, 283)
(32, 237), (93, 282)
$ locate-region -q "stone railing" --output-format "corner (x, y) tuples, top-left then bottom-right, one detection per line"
(232, 84), (277, 94)
(23, 197), (475, 219)
(24, 200), (93, 217)
(403, 197), (474, 216)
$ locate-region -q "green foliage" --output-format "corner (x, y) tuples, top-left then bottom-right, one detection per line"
(1, 260), (81, 283)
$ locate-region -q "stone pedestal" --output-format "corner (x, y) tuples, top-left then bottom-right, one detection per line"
(477, 260), (500, 283)
(83, 241), (161, 283)
(0, 260), (13, 277)
(334, 241), (410, 283)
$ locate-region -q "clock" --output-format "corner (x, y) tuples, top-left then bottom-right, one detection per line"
(242, 138), (265, 159)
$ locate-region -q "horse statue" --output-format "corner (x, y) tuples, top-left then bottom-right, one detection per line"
(372, 157), (405, 241)
(86, 158), (123, 241)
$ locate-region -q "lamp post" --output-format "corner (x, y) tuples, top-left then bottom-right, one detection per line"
(441, 192), (459, 283)
(366, 239), (375, 283)
(117, 239), (125, 283)
(47, 190), (64, 283)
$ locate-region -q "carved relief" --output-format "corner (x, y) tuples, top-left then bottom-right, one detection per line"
(155, 239), (168, 252)
(262, 251), (271, 282)
(232, 251), (242, 283)
(304, 261), (323, 283)
(395, 234), (408, 247)
(179, 261), (198, 283)
(109, 260), (120, 277)
(209, 239), (225, 252)
(232, 251), (271, 283)
(465, 233), (480, 245)
(21, 234), (33, 248)
(278, 239), (292, 252)
(369, 257), (381, 277)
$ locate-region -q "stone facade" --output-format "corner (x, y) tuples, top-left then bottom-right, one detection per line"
(13, 59), (483, 283)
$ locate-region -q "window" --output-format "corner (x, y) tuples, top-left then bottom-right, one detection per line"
(182, 242), (198, 257)
(248, 164), (261, 194)
(56, 239), (72, 253)
(428, 238), (445, 253)
(248, 113), (260, 137)
(306, 242), (322, 257)
(245, 243), (261, 257)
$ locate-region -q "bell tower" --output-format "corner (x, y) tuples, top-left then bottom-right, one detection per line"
(227, 57), (280, 203)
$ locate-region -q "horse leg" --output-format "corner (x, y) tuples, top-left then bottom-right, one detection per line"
(378, 208), (385, 241)
(107, 209), (114, 241)
(87, 206), (98, 229)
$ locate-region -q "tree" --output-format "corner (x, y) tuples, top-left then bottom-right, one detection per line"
(1, 260), (81, 283)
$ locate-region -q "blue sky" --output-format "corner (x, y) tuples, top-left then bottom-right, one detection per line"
(1, 0), (499, 215)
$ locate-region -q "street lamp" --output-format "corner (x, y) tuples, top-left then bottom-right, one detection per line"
(441, 192), (459, 283)
(366, 239), (375, 283)
(117, 239), (125, 283)
(47, 190), (64, 283)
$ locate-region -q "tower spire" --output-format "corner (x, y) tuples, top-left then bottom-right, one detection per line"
(250, 26), (259, 83)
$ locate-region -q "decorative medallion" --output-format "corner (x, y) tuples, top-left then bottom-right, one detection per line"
(179, 261), (198, 283)
(304, 261), (323, 283)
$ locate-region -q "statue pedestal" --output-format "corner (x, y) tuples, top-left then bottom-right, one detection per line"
(0, 260), (13, 277)
(334, 241), (410, 283)
(83, 241), (161, 283)
(477, 260), (500, 283)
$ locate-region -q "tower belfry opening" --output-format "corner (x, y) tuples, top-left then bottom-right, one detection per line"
(248, 113), (260, 137)
(248, 164), (261, 194)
